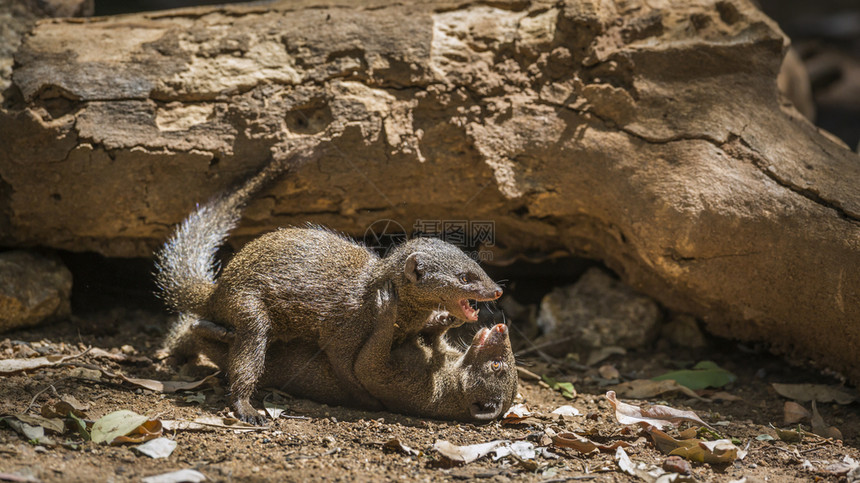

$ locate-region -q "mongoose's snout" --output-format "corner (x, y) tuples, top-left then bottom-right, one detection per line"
(485, 286), (503, 300)
(485, 323), (510, 348)
(467, 323), (511, 356)
(474, 283), (502, 301)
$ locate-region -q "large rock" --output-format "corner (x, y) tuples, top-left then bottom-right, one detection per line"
(0, 251), (73, 332)
(0, 0), (858, 382)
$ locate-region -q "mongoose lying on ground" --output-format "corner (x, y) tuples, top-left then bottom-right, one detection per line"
(156, 148), (504, 423)
(355, 286), (518, 420)
(185, 299), (518, 421)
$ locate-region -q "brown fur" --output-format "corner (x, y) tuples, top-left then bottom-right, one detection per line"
(184, 303), (518, 421)
(156, 151), (506, 423)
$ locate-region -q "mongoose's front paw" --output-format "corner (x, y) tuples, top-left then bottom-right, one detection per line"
(378, 280), (399, 304)
(234, 400), (267, 426)
(423, 311), (462, 331)
(377, 280), (399, 317)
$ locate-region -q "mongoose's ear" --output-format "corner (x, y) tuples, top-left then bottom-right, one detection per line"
(404, 252), (425, 283)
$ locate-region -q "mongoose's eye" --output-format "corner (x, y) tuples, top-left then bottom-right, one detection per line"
(491, 361), (502, 371)
(459, 274), (469, 284)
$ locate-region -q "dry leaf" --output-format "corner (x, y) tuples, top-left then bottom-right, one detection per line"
(10, 414), (65, 434)
(383, 439), (420, 456)
(141, 469), (206, 483)
(492, 441), (538, 461)
(68, 367), (102, 381)
(586, 346), (626, 366)
(783, 401), (810, 425)
(114, 372), (219, 394)
(708, 391), (742, 402)
(616, 447), (638, 476)
(2, 418), (56, 446)
(771, 424), (804, 443)
(0, 472), (39, 483)
(771, 383), (856, 405)
(501, 404), (532, 424)
(598, 364), (620, 380)
(646, 427), (744, 464)
(551, 405), (582, 417)
(810, 401), (843, 440)
(824, 456), (859, 476)
(264, 401), (286, 419)
(41, 396), (89, 419)
(611, 379), (705, 400)
(88, 348), (152, 364)
(111, 419), (163, 445)
(91, 410), (149, 444)
(161, 417), (262, 432)
(551, 431), (631, 453)
(606, 391), (712, 430)
(433, 440), (508, 464)
(0, 353), (82, 374)
(73, 364), (218, 394)
(616, 447), (680, 482)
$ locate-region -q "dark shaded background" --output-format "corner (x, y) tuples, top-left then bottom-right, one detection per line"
(759, 0), (860, 149)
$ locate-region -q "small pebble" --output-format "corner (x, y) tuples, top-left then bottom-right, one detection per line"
(663, 455), (692, 475)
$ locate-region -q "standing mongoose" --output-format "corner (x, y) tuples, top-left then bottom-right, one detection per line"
(156, 148), (504, 424)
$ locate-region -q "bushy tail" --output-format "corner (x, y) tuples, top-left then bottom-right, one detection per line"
(155, 145), (316, 315)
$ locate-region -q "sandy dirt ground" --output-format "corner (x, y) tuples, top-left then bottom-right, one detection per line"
(1, 301), (858, 483)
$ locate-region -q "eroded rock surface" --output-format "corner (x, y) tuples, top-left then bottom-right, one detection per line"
(0, 0), (858, 381)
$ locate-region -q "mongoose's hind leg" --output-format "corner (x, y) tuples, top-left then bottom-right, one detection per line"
(162, 313), (201, 365)
(227, 301), (271, 425)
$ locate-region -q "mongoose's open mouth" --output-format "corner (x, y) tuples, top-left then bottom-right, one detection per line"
(456, 288), (502, 321)
(458, 299), (480, 321)
(469, 399), (503, 420)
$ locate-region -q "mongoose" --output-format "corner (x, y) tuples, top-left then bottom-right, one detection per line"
(187, 291), (518, 421)
(354, 286), (518, 420)
(156, 149), (504, 424)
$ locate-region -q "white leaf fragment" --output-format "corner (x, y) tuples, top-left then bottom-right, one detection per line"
(551, 405), (582, 417)
(141, 469), (207, 483)
(433, 440), (508, 464)
(264, 401), (285, 419)
(493, 441), (536, 460)
(502, 403), (532, 420)
(135, 437), (178, 459)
